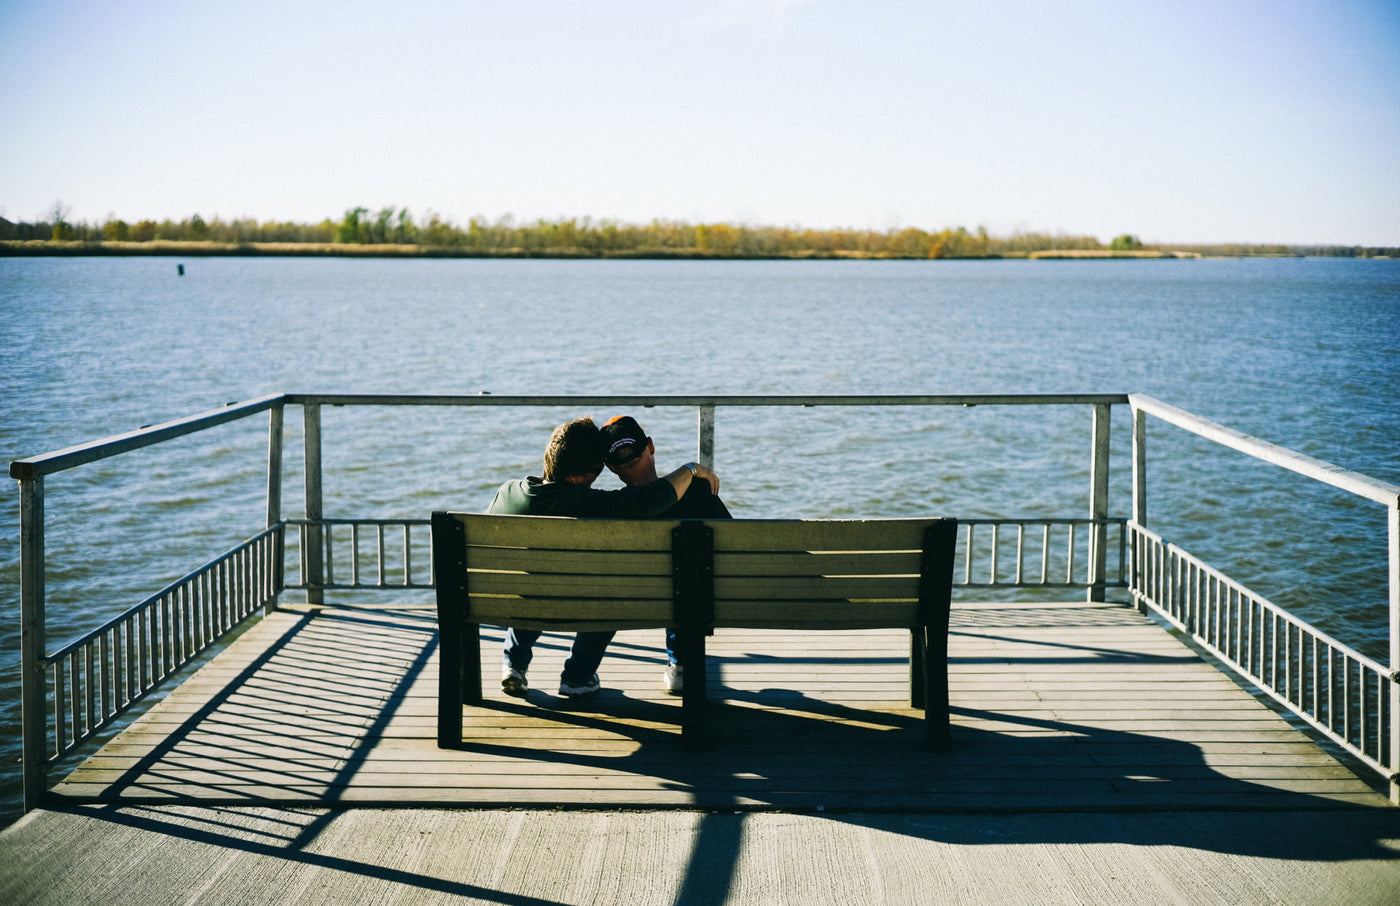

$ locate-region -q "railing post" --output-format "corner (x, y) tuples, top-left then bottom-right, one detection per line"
(697, 404), (715, 471)
(1088, 403), (1110, 602)
(1131, 404), (1148, 613)
(303, 402), (324, 605)
(266, 405), (284, 611)
(19, 474), (47, 813)
(1389, 499), (1399, 805)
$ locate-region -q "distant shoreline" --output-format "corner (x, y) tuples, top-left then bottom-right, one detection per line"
(0, 240), (1217, 260)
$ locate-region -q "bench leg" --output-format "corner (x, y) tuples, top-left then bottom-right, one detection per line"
(680, 630), (707, 749)
(464, 622), (482, 706)
(436, 619), (481, 748)
(909, 629), (926, 709)
(920, 624), (951, 752)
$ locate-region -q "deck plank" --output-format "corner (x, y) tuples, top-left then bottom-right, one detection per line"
(47, 598), (1393, 812)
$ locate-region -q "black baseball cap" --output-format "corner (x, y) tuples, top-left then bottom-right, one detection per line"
(600, 415), (648, 467)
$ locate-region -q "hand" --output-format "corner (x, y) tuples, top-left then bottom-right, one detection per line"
(691, 462), (721, 496)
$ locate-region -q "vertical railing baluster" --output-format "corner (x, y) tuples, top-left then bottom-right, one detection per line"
(351, 523), (362, 586)
(989, 523), (1000, 585)
(1014, 523), (1025, 586)
(70, 651), (82, 750)
(1041, 524), (1051, 585)
(325, 524), (336, 588)
(963, 524), (974, 585)
(54, 658), (67, 758)
(99, 630), (111, 724)
(377, 523), (386, 587)
(403, 523), (413, 586)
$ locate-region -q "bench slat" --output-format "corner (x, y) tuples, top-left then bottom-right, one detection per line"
(455, 513), (678, 551)
(715, 550), (922, 577)
(465, 547), (672, 576)
(711, 518), (935, 552)
(468, 571), (672, 598)
(713, 575), (919, 600)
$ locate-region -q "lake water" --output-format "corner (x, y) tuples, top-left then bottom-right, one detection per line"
(3, 255), (1398, 824)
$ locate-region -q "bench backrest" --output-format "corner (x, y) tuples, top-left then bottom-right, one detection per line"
(433, 512), (956, 632)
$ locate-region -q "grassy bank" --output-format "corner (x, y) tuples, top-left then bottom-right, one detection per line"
(1, 239), (1212, 260)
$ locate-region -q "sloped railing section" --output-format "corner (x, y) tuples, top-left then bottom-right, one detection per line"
(43, 525), (282, 762)
(1130, 522), (1393, 781)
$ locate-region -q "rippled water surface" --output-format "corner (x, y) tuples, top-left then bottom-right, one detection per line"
(3, 255), (1398, 824)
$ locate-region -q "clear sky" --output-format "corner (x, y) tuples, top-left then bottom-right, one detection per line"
(2, 0), (1397, 246)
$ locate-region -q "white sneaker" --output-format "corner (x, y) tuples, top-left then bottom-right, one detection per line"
(502, 666), (528, 697)
(663, 663), (683, 695)
(558, 673), (600, 697)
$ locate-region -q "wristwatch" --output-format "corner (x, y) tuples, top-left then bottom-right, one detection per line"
(686, 462), (700, 478)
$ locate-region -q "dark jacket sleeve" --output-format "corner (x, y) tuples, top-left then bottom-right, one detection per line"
(577, 479), (679, 517)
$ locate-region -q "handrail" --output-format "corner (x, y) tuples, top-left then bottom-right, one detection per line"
(283, 392), (1132, 407)
(1129, 394), (1400, 506)
(8, 393), (285, 480)
(1130, 394), (1399, 802)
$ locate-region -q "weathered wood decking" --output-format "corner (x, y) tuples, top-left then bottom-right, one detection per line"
(47, 597), (1391, 812)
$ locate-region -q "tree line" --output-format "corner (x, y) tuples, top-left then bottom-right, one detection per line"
(1, 206), (1394, 259)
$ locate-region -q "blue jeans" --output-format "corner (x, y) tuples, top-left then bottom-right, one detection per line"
(503, 627), (615, 686)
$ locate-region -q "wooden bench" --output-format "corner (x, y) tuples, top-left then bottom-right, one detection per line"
(431, 512), (958, 750)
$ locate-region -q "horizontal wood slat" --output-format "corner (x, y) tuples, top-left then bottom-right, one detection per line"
(468, 572), (671, 598)
(454, 513), (678, 551)
(466, 548), (672, 576)
(711, 519), (941, 553)
(713, 575), (919, 600)
(714, 550), (922, 577)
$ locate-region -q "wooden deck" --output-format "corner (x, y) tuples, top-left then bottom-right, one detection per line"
(48, 597), (1392, 813)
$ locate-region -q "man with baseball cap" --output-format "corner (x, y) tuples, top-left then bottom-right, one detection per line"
(600, 415), (732, 694)
(488, 415), (721, 698)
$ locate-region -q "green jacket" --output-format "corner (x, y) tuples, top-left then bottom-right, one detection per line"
(487, 476), (678, 518)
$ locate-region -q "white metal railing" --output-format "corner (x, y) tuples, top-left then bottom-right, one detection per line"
(959, 518), (1127, 590)
(1130, 394), (1400, 802)
(286, 518), (436, 590)
(43, 525), (282, 762)
(10, 391), (1398, 812)
(1131, 522), (1393, 780)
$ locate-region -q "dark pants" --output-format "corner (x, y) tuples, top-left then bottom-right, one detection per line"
(503, 627), (615, 685)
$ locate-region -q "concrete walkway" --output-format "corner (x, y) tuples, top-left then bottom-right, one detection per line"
(3, 803), (1399, 905)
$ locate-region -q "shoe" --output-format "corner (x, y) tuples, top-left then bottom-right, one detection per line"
(558, 674), (600, 697)
(501, 666), (528, 697)
(663, 663), (683, 695)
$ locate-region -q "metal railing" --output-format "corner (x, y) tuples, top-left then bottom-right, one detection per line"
(10, 391), (1398, 811)
(43, 525), (282, 762)
(1131, 522), (1392, 779)
(287, 517), (436, 591)
(1129, 395), (1400, 801)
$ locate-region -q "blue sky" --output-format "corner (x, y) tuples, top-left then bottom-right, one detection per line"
(2, 0), (1397, 245)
